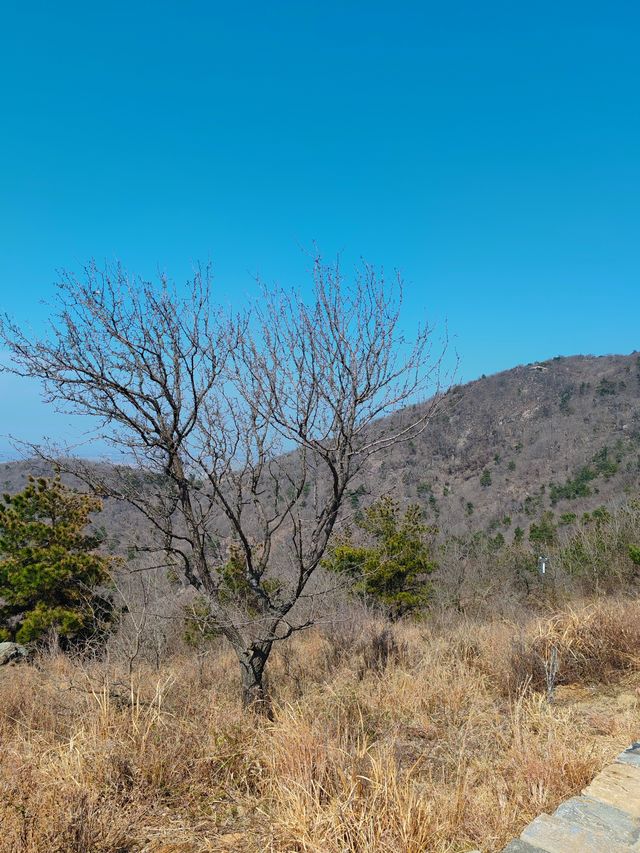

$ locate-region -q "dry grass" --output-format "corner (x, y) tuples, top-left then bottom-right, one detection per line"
(1, 599), (640, 852)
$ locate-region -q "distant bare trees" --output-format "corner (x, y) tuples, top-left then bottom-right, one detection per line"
(1, 257), (445, 710)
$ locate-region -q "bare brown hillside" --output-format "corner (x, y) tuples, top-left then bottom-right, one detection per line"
(347, 351), (640, 537)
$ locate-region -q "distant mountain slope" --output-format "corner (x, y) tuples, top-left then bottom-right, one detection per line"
(1, 353), (639, 543)
(352, 352), (640, 536)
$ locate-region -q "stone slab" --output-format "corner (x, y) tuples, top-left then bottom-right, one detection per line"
(501, 840), (548, 852)
(618, 746), (640, 769)
(583, 763), (640, 818)
(521, 812), (631, 852)
(618, 752), (640, 769)
(554, 795), (640, 844)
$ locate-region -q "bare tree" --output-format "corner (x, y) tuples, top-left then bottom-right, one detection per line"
(1, 257), (446, 710)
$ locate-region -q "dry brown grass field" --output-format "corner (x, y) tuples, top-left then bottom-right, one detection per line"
(1, 599), (639, 853)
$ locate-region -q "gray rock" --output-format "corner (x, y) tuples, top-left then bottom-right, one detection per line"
(501, 840), (547, 852)
(521, 812), (630, 852)
(618, 744), (640, 769)
(583, 762), (640, 818)
(554, 795), (639, 844)
(0, 641), (29, 665)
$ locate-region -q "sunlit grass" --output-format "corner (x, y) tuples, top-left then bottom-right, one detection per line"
(0, 599), (638, 852)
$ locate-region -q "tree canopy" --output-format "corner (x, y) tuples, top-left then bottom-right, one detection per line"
(0, 476), (113, 645)
(323, 496), (437, 618)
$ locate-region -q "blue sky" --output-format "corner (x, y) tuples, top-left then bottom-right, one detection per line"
(1, 1), (639, 457)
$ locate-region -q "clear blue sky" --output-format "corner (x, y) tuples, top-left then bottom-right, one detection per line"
(1, 1), (639, 457)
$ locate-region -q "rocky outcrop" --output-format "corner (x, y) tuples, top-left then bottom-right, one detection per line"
(0, 642), (29, 665)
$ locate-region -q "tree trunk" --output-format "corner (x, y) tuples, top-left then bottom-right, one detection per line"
(239, 645), (273, 718)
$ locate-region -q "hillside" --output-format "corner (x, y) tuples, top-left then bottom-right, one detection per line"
(357, 351), (640, 537)
(1, 352), (639, 545)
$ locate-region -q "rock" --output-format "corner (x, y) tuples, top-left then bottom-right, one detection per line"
(501, 841), (547, 852)
(521, 812), (623, 853)
(583, 762), (640, 818)
(0, 641), (29, 665)
(554, 796), (639, 845)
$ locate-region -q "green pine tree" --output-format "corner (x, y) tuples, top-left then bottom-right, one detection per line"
(480, 469), (492, 487)
(323, 496), (436, 618)
(529, 511), (557, 548)
(0, 476), (113, 646)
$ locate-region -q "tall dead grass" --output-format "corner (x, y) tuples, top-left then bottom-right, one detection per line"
(1, 598), (639, 852)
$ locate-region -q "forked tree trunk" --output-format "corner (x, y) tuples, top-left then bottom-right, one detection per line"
(238, 645), (273, 718)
